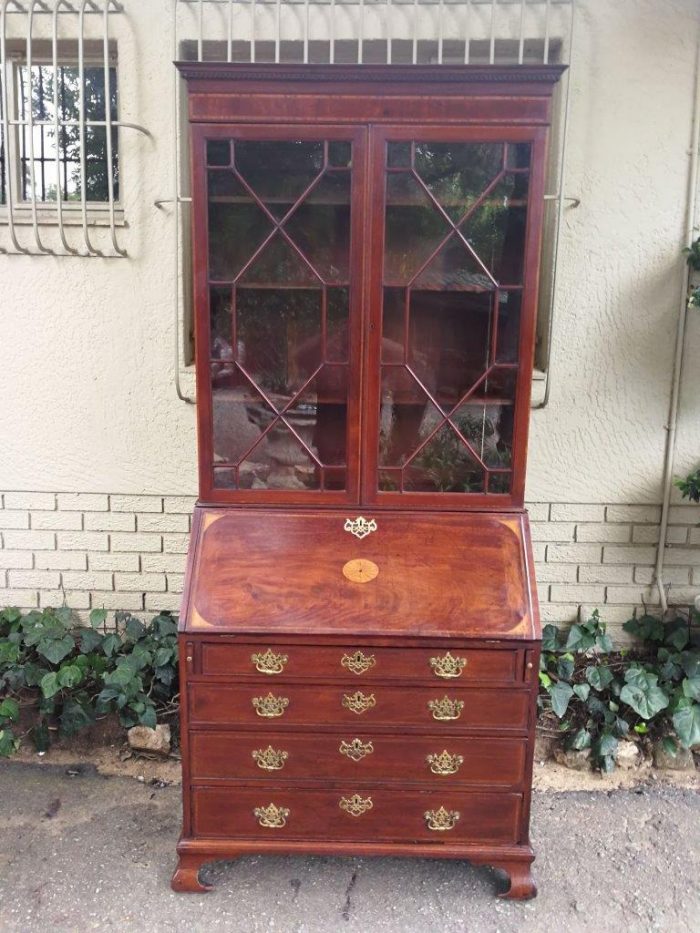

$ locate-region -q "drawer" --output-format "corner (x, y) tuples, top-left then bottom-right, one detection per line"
(199, 643), (519, 684)
(192, 785), (523, 845)
(188, 683), (530, 732)
(190, 731), (528, 788)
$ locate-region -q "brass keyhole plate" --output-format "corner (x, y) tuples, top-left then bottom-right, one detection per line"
(342, 558), (379, 584)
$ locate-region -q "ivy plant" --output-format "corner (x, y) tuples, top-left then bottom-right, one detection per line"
(539, 610), (700, 771)
(0, 606), (179, 757)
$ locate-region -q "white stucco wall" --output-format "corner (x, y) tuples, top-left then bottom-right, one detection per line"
(2, 0), (700, 627)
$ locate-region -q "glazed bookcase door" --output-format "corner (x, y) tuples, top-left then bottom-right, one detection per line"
(193, 124), (367, 504)
(363, 125), (547, 509)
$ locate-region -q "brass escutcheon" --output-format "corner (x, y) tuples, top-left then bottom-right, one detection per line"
(344, 516), (377, 539)
(254, 803), (290, 828)
(339, 794), (373, 817)
(424, 806), (460, 831)
(426, 750), (464, 775)
(341, 650), (376, 675)
(252, 692), (289, 718)
(251, 648), (288, 675)
(428, 696), (465, 721)
(252, 745), (289, 771)
(342, 691), (376, 715)
(430, 652), (468, 679)
(339, 738), (374, 761)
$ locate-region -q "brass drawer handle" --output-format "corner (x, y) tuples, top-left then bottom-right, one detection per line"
(427, 750), (464, 775)
(252, 692), (289, 718)
(344, 516), (377, 539)
(428, 696), (464, 721)
(252, 745), (289, 771)
(339, 794), (373, 817)
(430, 652), (467, 679)
(342, 691), (376, 715)
(425, 806), (460, 831)
(341, 650), (376, 675)
(339, 738), (374, 761)
(252, 649), (288, 675)
(254, 803), (289, 828)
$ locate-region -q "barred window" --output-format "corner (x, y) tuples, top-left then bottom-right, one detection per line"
(0, 60), (118, 206)
(17, 62), (118, 203)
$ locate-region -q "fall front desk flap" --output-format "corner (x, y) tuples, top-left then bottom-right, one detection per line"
(180, 508), (538, 639)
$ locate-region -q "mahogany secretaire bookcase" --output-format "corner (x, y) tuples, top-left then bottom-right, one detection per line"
(173, 62), (563, 899)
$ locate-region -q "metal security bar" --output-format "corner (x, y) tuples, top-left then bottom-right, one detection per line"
(168, 0), (576, 403)
(0, 0), (149, 256)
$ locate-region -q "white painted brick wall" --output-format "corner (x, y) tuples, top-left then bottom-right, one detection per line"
(1, 493), (699, 637)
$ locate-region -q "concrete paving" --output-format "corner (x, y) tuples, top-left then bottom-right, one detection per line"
(0, 761), (698, 933)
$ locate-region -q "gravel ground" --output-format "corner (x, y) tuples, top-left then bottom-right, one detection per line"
(0, 760), (698, 933)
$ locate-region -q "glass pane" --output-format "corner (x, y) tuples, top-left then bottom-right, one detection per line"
(384, 173), (450, 285)
(236, 288), (322, 396)
(212, 365), (274, 466)
(285, 172), (351, 283)
(489, 472), (512, 494)
(387, 142), (411, 168)
(450, 402), (514, 469)
(461, 175), (528, 284)
(381, 288), (407, 364)
(327, 287), (350, 363)
(328, 141), (351, 168)
(210, 286), (233, 359)
(207, 136), (354, 494)
(208, 199), (272, 281)
(404, 425), (485, 493)
(496, 291), (522, 363)
(413, 235), (493, 291)
(407, 291), (494, 406)
(414, 142), (503, 222)
(234, 140), (324, 219)
(240, 421), (320, 491)
(240, 234), (320, 286)
(207, 140), (231, 166)
(379, 367), (443, 467)
(506, 143), (531, 170)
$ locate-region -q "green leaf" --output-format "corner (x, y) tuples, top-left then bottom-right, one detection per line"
(541, 624), (560, 652)
(665, 620), (689, 652)
(557, 657), (574, 680)
(672, 702), (700, 748)
(623, 614), (665, 643)
(60, 696), (95, 736)
(585, 664), (614, 691)
(90, 608), (107, 629)
(101, 633), (121, 657)
(662, 735), (678, 757)
(38, 634), (75, 665)
(549, 681), (574, 718)
(573, 684), (590, 701)
(138, 704), (157, 729)
(539, 672), (552, 689)
(80, 628), (104, 653)
(0, 698), (20, 722)
(569, 728), (591, 750)
(1, 607), (22, 624)
(154, 647), (173, 667)
(125, 617), (146, 641)
(620, 668), (669, 720)
(681, 651), (700, 678)
(0, 728), (19, 758)
(634, 723), (649, 734)
(595, 731), (618, 758)
(40, 671), (61, 699)
(153, 614), (177, 637)
(682, 676), (700, 701)
(565, 624), (595, 653)
(57, 664), (83, 689)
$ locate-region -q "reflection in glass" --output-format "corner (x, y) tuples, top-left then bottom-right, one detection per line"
(207, 137), (353, 492)
(378, 139), (529, 496)
(234, 140), (324, 218)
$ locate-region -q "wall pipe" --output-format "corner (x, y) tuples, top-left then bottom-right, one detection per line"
(654, 20), (700, 612)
